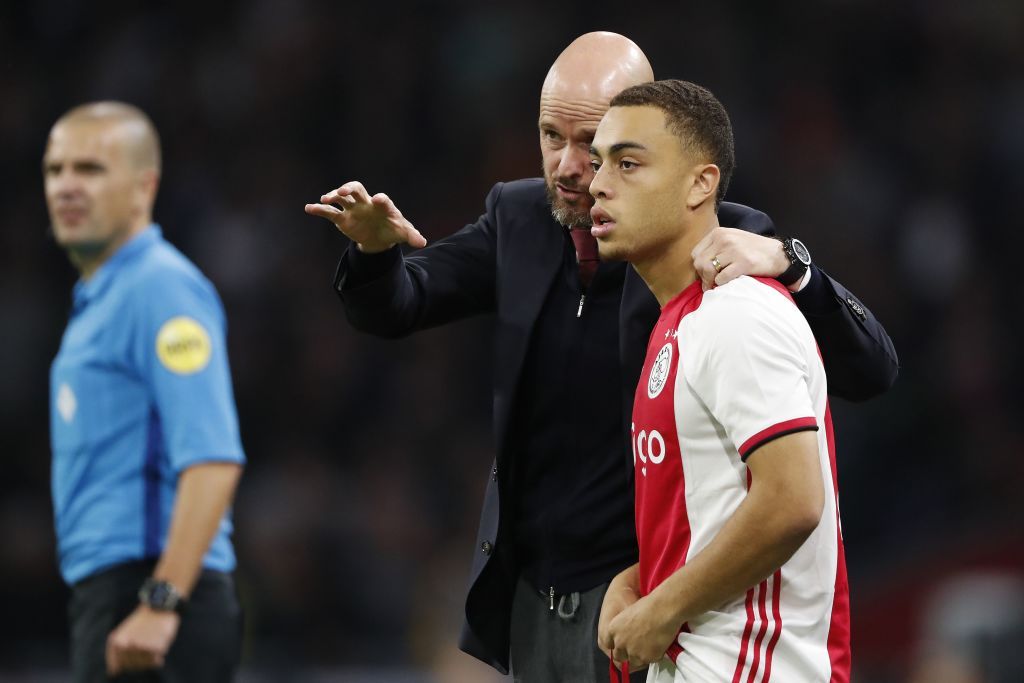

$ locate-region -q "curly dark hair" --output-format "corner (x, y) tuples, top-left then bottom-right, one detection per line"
(610, 79), (735, 208)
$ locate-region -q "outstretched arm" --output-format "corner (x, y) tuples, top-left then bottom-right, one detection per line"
(305, 180), (427, 253)
(307, 181), (502, 338)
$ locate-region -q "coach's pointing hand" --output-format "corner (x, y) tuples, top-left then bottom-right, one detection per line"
(305, 181), (427, 253)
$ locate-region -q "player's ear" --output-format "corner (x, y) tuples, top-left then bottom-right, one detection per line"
(686, 164), (719, 210)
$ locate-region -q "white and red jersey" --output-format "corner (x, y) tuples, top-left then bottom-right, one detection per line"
(632, 276), (849, 683)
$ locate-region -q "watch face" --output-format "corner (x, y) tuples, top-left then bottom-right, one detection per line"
(791, 239), (812, 265)
(150, 583), (171, 606)
(140, 579), (180, 610)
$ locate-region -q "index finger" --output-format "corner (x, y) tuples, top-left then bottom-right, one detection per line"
(691, 229), (717, 261)
(693, 255), (718, 291)
(304, 203), (345, 220)
(338, 181), (372, 204)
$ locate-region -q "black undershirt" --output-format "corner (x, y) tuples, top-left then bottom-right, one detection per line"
(507, 229), (637, 594)
(343, 235), (641, 594)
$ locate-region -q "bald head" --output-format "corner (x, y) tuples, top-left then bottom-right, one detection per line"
(44, 101), (163, 277)
(537, 33), (653, 228)
(541, 32), (654, 107)
(54, 101), (162, 173)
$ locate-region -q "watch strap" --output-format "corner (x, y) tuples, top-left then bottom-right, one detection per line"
(138, 578), (187, 613)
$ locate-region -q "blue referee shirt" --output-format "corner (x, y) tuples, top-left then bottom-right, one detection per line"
(49, 225), (245, 585)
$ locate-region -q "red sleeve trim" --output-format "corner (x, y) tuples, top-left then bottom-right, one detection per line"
(739, 417), (819, 461)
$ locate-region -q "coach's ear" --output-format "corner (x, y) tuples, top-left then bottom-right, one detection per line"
(686, 163), (720, 210)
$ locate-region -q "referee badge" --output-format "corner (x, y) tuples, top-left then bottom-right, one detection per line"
(648, 342), (673, 398)
(156, 316), (212, 374)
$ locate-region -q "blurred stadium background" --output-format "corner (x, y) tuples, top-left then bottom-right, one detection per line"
(1, 1), (1022, 681)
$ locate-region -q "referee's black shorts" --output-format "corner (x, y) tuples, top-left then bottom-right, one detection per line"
(69, 560), (242, 683)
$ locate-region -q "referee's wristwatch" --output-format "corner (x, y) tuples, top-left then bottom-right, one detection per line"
(138, 578), (187, 613)
(776, 237), (812, 287)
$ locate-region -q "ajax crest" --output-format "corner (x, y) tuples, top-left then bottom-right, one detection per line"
(647, 342), (673, 398)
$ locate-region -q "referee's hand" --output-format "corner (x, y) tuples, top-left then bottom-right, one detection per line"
(106, 605), (181, 675)
(305, 180), (427, 253)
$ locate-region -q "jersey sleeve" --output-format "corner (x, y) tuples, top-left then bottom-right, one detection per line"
(131, 268), (245, 472)
(683, 280), (819, 461)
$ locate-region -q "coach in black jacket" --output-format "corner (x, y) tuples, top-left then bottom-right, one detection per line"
(307, 32), (897, 682)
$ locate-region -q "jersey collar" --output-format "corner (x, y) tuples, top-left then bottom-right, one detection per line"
(72, 224), (162, 310)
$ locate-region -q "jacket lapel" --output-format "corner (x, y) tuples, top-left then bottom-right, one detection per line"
(492, 190), (565, 457)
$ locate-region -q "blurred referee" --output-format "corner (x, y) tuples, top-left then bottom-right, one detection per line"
(44, 101), (245, 682)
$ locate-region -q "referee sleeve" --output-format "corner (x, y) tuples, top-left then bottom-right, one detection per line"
(132, 268), (245, 472)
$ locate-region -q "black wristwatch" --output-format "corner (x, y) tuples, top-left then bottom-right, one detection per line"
(777, 237), (812, 287)
(138, 578), (186, 613)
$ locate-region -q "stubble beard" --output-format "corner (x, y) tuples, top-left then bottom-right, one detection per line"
(544, 172), (593, 229)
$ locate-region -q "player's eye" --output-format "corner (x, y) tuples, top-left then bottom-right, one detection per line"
(590, 160), (602, 173)
(620, 159), (637, 170)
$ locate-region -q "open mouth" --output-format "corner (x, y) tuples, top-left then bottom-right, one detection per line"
(590, 205), (616, 238)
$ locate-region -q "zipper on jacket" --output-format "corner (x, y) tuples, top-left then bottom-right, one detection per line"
(549, 586), (555, 610)
(576, 294), (586, 318)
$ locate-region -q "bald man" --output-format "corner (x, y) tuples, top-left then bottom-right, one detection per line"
(306, 32), (896, 681)
(45, 102), (245, 682)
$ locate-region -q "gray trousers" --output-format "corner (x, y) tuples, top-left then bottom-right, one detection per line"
(510, 576), (647, 683)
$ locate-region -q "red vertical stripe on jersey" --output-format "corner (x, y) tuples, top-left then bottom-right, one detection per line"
(823, 401), (851, 682)
(763, 569), (783, 682)
(745, 579), (771, 683)
(731, 587), (757, 683)
(666, 621), (687, 663)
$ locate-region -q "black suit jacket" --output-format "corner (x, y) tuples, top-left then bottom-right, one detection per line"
(333, 178), (898, 673)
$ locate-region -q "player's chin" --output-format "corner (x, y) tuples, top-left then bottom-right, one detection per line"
(595, 238), (628, 263)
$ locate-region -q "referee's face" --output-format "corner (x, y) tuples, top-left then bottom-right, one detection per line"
(43, 120), (148, 263)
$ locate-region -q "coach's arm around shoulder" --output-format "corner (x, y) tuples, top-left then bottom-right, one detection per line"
(598, 431), (824, 671)
(690, 226), (898, 401)
(105, 462), (243, 675)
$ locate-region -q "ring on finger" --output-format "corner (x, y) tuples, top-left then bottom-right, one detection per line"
(711, 256), (724, 273)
